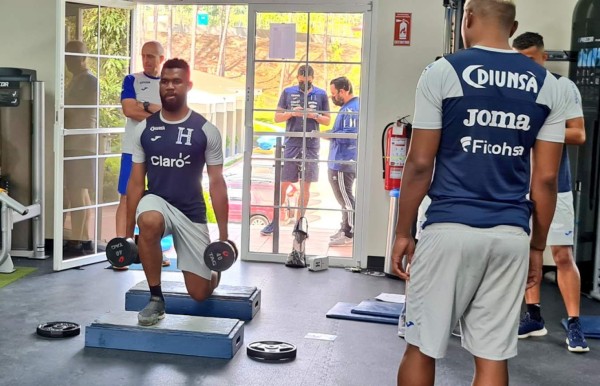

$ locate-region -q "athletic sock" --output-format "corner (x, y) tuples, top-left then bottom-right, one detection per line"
(527, 303), (542, 321)
(149, 284), (164, 301)
(567, 316), (580, 326)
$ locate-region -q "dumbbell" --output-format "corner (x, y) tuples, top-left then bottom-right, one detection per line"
(106, 237), (139, 268)
(203, 240), (238, 272)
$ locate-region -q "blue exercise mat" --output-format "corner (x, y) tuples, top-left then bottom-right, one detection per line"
(561, 316), (600, 338)
(351, 300), (404, 319)
(326, 302), (398, 325)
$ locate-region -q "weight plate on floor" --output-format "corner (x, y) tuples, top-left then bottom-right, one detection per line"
(247, 340), (297, 362)
(36, 321), (81, 338)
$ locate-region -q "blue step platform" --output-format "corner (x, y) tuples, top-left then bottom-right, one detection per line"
(85, 311), (244, 359)
(125, 281), (261, 321)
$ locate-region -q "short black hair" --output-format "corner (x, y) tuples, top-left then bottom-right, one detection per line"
(512, 32), (545, 50)
(162, 58), (191, 80)
(330, 76), (353, 94)
(298, 64), (314, 77)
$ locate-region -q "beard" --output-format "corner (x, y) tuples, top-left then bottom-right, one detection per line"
(160, 93), (186, 112)
(332, 96), (344, 107)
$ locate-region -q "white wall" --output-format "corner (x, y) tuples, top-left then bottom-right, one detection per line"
(0, 0), (580, 256)
(363, 0), (580, 260)
(364, 0), (444, 259)
(0, 0), (57, 238)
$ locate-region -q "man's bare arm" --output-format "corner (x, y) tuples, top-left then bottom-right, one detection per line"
(529, 140), (563, 250)
(565, 117), (585, 145)
(125, 162), (146, 238)
(207, 164), (229, 241)
(394, 129), (441, 237)
(122, 99), (160, 122)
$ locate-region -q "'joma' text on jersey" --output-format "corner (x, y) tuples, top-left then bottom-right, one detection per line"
(464, 109), (531, 131)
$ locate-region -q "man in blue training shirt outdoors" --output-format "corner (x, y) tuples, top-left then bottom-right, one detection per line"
(126, 58), (230, 326)
(327, 76), (359, 247)
(261, 64), (331, 236)
(391, 1), (566, 385)
(513, 31), (589, 353)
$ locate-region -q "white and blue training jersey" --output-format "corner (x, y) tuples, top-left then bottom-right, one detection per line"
(121, 72), (161, 154)
(415, 46), (566, 234)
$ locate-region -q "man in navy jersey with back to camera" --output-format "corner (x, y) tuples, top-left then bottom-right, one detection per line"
(391, 1), (566, 385)
(126, 58), (230, 326)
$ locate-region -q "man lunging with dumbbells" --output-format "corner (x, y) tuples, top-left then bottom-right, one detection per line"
(126, 58), (232, 326)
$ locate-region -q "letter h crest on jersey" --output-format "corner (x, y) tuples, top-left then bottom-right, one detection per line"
(176, 127), (194, 146)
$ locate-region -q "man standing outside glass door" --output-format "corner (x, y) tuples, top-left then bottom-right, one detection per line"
(261, 64), (331, 235)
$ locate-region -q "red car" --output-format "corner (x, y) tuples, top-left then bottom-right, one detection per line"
(226, 175), (297, 227)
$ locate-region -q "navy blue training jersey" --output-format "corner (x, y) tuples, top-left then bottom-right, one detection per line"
(277, 85), (330, 149)
(414, 46), (565, 233)
(132, 110), (223, 223)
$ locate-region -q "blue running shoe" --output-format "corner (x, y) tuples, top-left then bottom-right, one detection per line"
(566, 319), (590, 353)
(260, 222), (274, 236)
(518, 312), (548, 338)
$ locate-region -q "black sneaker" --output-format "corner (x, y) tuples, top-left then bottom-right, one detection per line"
(137, 296), (165, 326)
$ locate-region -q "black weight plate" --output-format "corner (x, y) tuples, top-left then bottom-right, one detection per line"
(36, 321), (81, 339)
(247, 340), (297, 362)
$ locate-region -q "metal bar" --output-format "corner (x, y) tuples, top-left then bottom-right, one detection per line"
(272, 138), (283, 254)
(32, 81), (47, 258)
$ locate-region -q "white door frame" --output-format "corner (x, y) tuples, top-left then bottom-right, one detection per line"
(54, 0), (134, 271)
(242, 2), (373, 267)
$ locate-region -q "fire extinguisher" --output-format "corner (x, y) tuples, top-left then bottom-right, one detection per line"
(382, 116), (412, 191)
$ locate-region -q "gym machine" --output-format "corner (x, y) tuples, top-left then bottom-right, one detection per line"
(442, 0), (464, 55)
(0, 68), (46, 273)
(570, 0), (600, 301)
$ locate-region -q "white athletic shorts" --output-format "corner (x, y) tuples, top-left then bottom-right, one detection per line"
(415, 195), (431, 240)
(547, 191), (575, 246)
(136, 194), (212, 280)
(404, 223), (529, 360)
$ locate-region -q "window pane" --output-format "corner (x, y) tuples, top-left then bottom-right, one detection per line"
(99, 7), (131, 57)
(99, 156), (121, 205)
(99, 58), (129, 106)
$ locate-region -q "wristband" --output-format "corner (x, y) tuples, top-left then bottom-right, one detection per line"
(143, 101), (150, 113)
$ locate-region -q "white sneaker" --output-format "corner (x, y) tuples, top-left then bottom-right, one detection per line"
(329, 230), (344, 240)
(329, 235), (353, 246)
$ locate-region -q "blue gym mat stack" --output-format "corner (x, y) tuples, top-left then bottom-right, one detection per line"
(85, 281), (262, 359)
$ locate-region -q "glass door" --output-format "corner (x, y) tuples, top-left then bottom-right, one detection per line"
(54, 0), (133, 271)
(242, 3), (372, 267)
